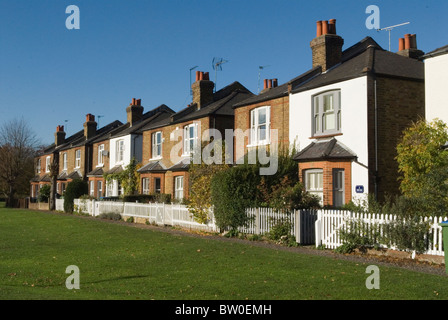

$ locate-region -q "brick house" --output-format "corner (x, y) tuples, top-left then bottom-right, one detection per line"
(137, 71), (253, 201)
(30, 116), (123, 199)
(100, 99), (175, 197)
(289, 19), (425, 206)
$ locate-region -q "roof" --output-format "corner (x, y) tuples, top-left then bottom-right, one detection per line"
(137, 160), (167, 173)
(421, 45), (448, 59)
(87, 167), (104, 177)
(67, 171), (82, 180)
(109, 104), (175, 139)
(167, 158), (191, 172)
(293, 138), (357, 162)
(105, 165), (123, 175)
(138, 82), (253, 132)
(291, 36), (424, 94)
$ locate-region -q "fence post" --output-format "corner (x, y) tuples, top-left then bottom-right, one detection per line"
(255, 208), (260, 235)
(315, 211), (322, 248)
(295, 210), (301, 244)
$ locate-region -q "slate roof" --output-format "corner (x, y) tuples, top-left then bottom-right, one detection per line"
(168, 158), (191, 171)
(421, 44), (448, 59)
(137, 161), (168, 173)
(87, 167), (104, 177)
(67, 171), (82, 180)
(138, 82), (253, 132)
(105, 165), (124, 175)
(293, 138), (357, 162)
(291, 37), (424, 94)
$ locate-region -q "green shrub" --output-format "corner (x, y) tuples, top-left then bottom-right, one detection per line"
(336, 218), (382, 254)
(38, 185), (51, 203)
(63, 179), (88, 214)
(98, 212), (122, 221)
(266, 218), (298, 247)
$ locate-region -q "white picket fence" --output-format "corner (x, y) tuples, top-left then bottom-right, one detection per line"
(55, 199), (447, 256)
(315, 210), (447, 256)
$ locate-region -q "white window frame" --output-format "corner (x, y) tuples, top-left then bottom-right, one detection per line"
(249, 106), (271, 146)
(174, 176), (184, 200)
(116, 140), (125, 163)
(37, 159), (41, 174)
(154, 177), (161, 194)
(183, 123), (198, 156)
(151, 131), (163, 159)
(98, 144), (105, 166)
(45, 156), (51, 173)
(97, 181), (103, 198)
(90, 180), (95, 197)
(63, 152), (68, 171)
(333, 169), (345, 207)
(75, 149), (81, 168)
(142, 178), (150, 195)
(305, 169), (324, 205)
(312, 90), (341, 136)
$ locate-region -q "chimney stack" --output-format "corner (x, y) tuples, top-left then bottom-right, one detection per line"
(192, 71), (214, 110)
(310, 19), (344, 72)
(55, 125), (66, 147)
(83, 114), (97, 139)
(126, 98), (144, 126)
(397, 34), (424, 59)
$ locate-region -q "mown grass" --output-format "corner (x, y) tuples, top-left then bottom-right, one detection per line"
(0, 207), (447, 300)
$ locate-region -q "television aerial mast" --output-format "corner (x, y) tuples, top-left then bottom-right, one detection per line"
(258, 65), (270, 93)
(212, 57), (229, 92)
(189, 65), (198, 96)
(377, 22), (410, 51)
(97, 115), (104, 128)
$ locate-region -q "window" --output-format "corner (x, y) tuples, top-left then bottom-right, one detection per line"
(90, 181), (95, 197)
(75, 150), (81, 168)
(98, 144), (105, 166)
(305, 169), (323, 205)
(154, 178), (161, 194)
(312, 90), (341, 136)
(45, 156), (51, 173)
(116, 140), (125, 163)
(142, 178), (150, 195)
(183, 123), (198, 156)
(61, 183), (66, 195)
(97, 181), (103, 198)
(106, 181), (113, 197)
(174, 176), (184, 200)
(37, 159), (41, 174)
(63, 153), (68, 171)
(250, 106), (270, 145)
(333, 169), (345, 207)
(152, 132), (162, 159)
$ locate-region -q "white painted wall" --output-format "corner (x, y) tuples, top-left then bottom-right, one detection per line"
(289, 76), (369, 202)
(425, 53), (448, 123)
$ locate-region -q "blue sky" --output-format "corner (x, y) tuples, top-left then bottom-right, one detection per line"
(1, 0), (446, 144)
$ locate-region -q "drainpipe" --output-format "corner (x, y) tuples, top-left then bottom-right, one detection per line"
(374, 78), (379, 201)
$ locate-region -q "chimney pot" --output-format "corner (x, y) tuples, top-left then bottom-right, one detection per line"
(398, 38), (405, 51)
(322, 21), (329, 35)
(263, 79), (268, 89)
(316, 21), (322, 37)
(203, 72), (210, 81)
(268, 79), (272, 89)
(410, 34), (417, 49)
(196, 71), (201, 81)
(273, 78), (278, 88)
(329, 19), (336, 34)
(404, 34), (411, 50)
(132, 98), (136, 105)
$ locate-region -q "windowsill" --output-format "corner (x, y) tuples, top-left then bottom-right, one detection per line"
(309, 132), (343, 139)
(96, 164), (104, 168)
(150, 156), (163, 161)
(247, 141), (270, 148)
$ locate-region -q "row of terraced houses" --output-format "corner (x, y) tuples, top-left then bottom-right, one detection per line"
(30, 19), (448, 207)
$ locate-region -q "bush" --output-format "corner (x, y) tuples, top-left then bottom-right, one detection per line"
(63, 179), (88, 214)
(38, 185), (51, 203)
(266, 218), (298, 247)
(98, 212), (122, 221)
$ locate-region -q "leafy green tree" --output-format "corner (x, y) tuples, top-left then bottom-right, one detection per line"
(396, 119), (448, 215)
(64, 179), (88, 213)
(38, 184), (51, 203)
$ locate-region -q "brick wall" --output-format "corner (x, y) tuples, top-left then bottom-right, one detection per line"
(367, 75), (425, 202)
(298, 160), (352, 207)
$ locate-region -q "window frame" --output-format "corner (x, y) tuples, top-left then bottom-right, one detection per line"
(97, 180), (103, 198)
(75, 150), (81, 168)
(174, 176), (184, 200)
(312, 90), (341, 137)
(142, 178), (150, 195)
(183, 123), (198, 156)
(116, 140), (125, 163)
(63, 152), (68, 171)
(45, 156), (51, 173)
(249, 106), (271, 146)
(98, 144), (105, 166)
(37, 159), (41, 174)
(333, 169), (345, 207)
(305, 169), (324, 205)
(151, 131), (163, 159)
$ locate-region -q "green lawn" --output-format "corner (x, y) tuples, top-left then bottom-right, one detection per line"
(0, 207), (447, 300)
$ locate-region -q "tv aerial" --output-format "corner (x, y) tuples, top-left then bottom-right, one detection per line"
(212, 57), (229, 92)
(97, 115), (104, 128)
(377, 22), (410, 51)
(189, 65), (198, 96)
(258, 65), (270, 93)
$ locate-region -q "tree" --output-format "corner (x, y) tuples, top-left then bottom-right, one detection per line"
(64, 179), (88, 213)
(396, 118), (448, 216)
(0, 118), (39, 207)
